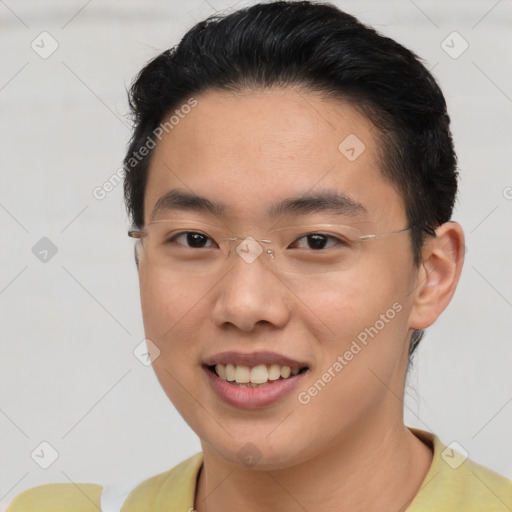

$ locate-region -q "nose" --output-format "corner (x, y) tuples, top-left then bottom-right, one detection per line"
(211, 246), (291, 332)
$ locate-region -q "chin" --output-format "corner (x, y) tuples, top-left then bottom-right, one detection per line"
(198, 427), (316, 471)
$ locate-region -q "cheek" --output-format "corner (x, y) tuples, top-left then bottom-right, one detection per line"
(293, 281), (410, 436)
(138, 267), (206, 355)
(306, 256), (414, 371)
(139, 268), (207, 414)
(302, 269), (404, 338)
(140, 264), (192, 320)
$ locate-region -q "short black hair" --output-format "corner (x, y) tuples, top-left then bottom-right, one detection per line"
(123, 0), (458, 355)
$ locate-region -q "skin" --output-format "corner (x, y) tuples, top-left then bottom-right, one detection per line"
(137, 87), (465, 511)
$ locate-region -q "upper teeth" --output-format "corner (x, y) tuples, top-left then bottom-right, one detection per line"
(215, 363), (302, 385)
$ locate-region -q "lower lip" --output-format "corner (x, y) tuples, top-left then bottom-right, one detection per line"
(204, 367), (307, 409)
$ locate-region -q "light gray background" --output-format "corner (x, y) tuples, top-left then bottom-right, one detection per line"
(1, 0), (511, 506)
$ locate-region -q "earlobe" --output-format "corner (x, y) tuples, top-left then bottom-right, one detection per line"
(409, 222), (465, 330)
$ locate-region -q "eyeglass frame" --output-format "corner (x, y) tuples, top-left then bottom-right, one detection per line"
(127, 220), (428, 271)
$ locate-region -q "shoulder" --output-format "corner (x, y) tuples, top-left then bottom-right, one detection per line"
(7, 482), (103, 512)
(408, 428), (512, 511)
(122, 452), (203, 511)
(452, 456), (512, 510)
(7, 454), (203, 512)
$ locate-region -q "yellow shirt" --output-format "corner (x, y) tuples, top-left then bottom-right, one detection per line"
(7, 429), (512, 511)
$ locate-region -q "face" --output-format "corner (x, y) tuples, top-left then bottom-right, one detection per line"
(137, 88), (422, 469)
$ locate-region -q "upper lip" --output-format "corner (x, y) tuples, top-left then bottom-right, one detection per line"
(203, 351), (309, 368)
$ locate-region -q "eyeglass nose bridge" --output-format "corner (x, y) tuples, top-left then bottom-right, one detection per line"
(227, 236), (276, 264)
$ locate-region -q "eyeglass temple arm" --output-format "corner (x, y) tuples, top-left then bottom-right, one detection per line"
(128, 230), (144, 239)
(359, 226), (414, 241)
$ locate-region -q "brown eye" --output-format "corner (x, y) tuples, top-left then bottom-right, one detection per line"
(170, 232), (213, 248)
(291, 233), (344, 250)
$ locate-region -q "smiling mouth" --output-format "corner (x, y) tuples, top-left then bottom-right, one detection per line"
(207, 363), (309, 387)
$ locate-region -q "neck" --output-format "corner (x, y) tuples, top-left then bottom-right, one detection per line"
(194, 416), (433, 512)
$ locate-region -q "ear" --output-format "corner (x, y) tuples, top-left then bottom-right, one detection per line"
(409, 222), (465, 330)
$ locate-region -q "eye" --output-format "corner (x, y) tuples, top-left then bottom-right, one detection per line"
(291, 233), (347, 250)
(169, 231), (214, 249)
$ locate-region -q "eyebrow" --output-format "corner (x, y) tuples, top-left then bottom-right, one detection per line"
(150, 188), (367, 221)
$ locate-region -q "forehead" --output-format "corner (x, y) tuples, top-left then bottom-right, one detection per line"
(143, 87), (406, 226)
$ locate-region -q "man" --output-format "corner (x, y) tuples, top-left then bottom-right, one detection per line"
(8, 1), (511, 510)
